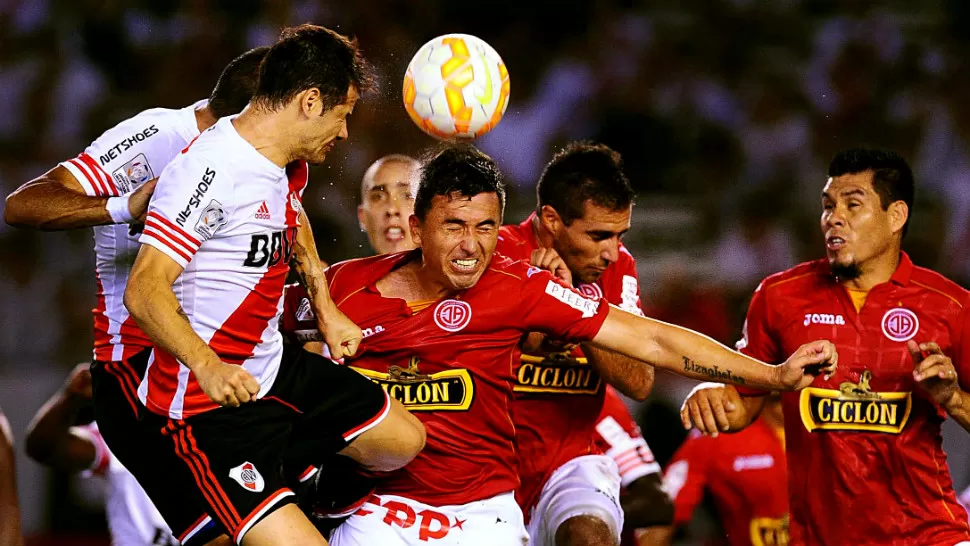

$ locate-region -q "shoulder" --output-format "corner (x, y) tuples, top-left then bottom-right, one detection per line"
(909, 266), (970, 310)
(327, 253), (401, 299)
(755, 259), (828, 297)
(484, 252), (535, 283)
(496, 223), (533, 260)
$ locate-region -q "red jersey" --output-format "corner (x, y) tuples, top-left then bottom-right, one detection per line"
(738, 252), (970, 545)
(594, 386), (661, 546)
(325, 250), (610, 507)
(497, 214), (644, 511)
(663, 417), (789, 546)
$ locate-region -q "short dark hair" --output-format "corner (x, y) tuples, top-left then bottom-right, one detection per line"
(828, 148), (915, 236)
(537, 141), (635, 225)
(207, 46), (270, 118)
(252, 24), (376, 112)
(414, 145), (506, 221)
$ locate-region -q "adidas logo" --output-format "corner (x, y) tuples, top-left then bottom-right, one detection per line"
(255, 201), (271, 220)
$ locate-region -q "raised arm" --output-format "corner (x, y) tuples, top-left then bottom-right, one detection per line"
(4, 165), (155, 230)
(290, 208), (362, 358)
(589, 306), (837, 391)
(124, 245), (258, 407)
(25, 364), (98, 472)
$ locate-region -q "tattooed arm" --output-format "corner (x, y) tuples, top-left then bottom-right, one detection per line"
(125, 245), (259, 407)
(589, 305), (838, 391)
(291, 210), (362, 358)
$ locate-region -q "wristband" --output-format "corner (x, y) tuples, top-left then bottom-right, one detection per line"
(106, 194), (135, 223)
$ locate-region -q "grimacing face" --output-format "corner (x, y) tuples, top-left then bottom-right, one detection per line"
(549, 200), (632, 284)
(820, 171), (906, 276)
(358, 160), (420, 254)
(302, 85), (358, 165)
(410, 192), (501, 292)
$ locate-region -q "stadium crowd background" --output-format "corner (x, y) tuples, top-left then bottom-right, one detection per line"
(0, 0), (969, 543)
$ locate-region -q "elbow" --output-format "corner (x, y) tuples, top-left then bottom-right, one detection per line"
(3, 194), (29, 228)
(627, 373), (654, 402)
(23, 428), (52, 465)
(123, 281), (145, 322)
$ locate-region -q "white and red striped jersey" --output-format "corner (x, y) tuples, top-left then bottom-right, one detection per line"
(137, 116), (308, 419)
(593, 386), (661, 487)
(75, 423), (186, 546)
(58, 100), (207, 362)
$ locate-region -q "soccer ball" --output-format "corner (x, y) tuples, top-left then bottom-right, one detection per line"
(403, 34), (510, 140)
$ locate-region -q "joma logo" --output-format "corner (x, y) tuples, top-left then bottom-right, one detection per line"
(803, 313), (845, 326)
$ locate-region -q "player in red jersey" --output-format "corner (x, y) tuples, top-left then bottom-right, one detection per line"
(358, 155), (421, 255)
(321, 144), (837, 546)
(640, 394), (788, 546)
(123, 26), (425, 546)
(0, 406), (23, 546)
(497, 142), (668, 546)
(593, 386), (673, 546)
(681, 149), (970, 545)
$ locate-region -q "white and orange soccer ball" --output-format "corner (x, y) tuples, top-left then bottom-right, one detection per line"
(403, 33), (510, 140)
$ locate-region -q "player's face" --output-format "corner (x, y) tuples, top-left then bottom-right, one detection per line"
(306, 86), (359, 164)
(358, 162), (420, 254)
(411, 192), (501, 291)
(820, 171), (901, 275)
(552, 201), (631, 284)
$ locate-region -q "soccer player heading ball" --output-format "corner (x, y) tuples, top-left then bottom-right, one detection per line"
(681, 149), (970, 545)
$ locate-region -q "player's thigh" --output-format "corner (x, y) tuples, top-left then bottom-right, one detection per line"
(337, 396), (426, 472)
(240, 503), (328, 546)
(529, 455), (623, 546)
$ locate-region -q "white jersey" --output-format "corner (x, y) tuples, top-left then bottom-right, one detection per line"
(138, 116), (308, 419)
(75, 423), (196, 546)
(58, 101), (206, 363)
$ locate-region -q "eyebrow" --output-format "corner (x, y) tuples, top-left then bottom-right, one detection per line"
(587, 228), (629, 238)
(442, 218), (497, 227)
(822, 189), (867, 199)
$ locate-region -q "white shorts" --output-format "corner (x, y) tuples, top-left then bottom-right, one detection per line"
(330, 492), (528, 546)
(527, 454), (624, 546)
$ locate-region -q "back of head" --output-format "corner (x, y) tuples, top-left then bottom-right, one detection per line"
(537, 141), (635, 224)
(828, 148), (915, 236)
(414, 145), (506, 221)
(251, 24), (375, 113)
(208, 46), (270, 118)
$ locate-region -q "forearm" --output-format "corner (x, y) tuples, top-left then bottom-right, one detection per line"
(944, 389), (970, 432)
(636, 525), (675, 546)
(592, 308), (780, 390)
(291, 211), (335, 310)
(4, 178), (113, 229)
(0, 415), (24, 546)
(25, 391), (89, 468)
(583, 344), (654, 401)
(125, 278), (220, 372)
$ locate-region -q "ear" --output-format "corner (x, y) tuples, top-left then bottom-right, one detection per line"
(409, 214), (422, 246)
(888, 200), (909, 235)
(298, 88), (323, 118)
(538, 204), (563, 236)
(357, 204), (367, 231)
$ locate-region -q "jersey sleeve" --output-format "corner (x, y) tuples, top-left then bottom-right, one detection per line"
(610, 247), (645, 317)
(58, 116), (183, 197)
(735, 281), (783, 396)
(594, 390), (661, 487)
(140, 155), (232, 268)
(663, 432), (711, 526)
(71, 423), (112, 476)
(517, 268), (610, 342)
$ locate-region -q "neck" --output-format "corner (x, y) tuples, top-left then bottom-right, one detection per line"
(839, 248), (901, 291)
(231, 106), (294, 168)
(531, 213), (555, 249)
(194, 104), (218, 132)
(381, 254), (453, 301)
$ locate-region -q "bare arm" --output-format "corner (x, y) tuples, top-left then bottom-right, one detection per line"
(4, 166), (155, 230)
(622, 473), (674, 528)
(290, 209), (361, 358)
(590, 306), (837, 391)
(25, 364), (97, 472)
(680, 383), (766, 435)
(0, 410), (24, 546)
(636, 525), (675, 546)
(583, 344), (654, 401)
(124, 244), (259, 406)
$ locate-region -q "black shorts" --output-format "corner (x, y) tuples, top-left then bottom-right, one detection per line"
(133, 343), (390, 544)
(91, 349), (224, 546)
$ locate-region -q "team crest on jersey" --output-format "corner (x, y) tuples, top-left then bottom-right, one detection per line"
(750, 516), (789, 546)
(881, 307), (919, 342)
(576, 283), (603, 300)
(516, 349), (602, 395)
(112, 153), (154, 193)
(800, 370), (912, 434)
(352, 357), (474, 411)
(228, 462), (264, 492)
(194, 199), (228, 238)
(433, 300), (472, 332)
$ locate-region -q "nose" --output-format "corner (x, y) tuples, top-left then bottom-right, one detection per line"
(601, 238), (620, 265)
(385, 196), (402, 218)
(458, 231), (478, 254)
(825, 206), (845, 229)
(337, 122), (348, 141)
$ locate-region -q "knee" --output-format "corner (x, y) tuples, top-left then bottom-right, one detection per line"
(555, 515), (616, 546)
(388, 409), (426, 469)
